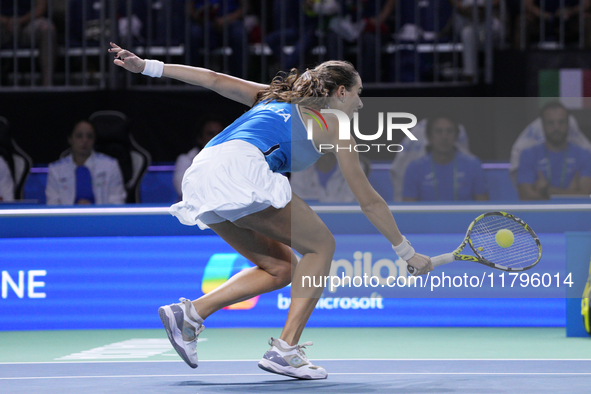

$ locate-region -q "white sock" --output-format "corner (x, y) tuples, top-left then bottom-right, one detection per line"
(275, 338), (295, 349)
(187, 302), (204, 325)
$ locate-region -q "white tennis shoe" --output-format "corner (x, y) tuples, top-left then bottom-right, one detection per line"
(258, 337), (327, 379)
(158, 298), (204, 369)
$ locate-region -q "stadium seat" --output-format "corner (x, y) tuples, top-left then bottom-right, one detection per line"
(89, 111), (151, 203)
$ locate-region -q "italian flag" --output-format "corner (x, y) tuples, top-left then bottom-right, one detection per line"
(539, 69), (591, 109)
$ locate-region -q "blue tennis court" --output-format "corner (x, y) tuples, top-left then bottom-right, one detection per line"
(3, 358), (591, 393)
(1, 327), (591, 393)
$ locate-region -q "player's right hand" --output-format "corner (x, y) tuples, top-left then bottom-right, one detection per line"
(108, 42), (145, 74)
(406, 253), (433, 276)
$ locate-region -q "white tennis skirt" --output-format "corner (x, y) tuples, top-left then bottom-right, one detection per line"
(169, 139), (292, 230)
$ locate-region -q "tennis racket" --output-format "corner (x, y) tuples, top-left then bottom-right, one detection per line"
(407, 211), (542, 275)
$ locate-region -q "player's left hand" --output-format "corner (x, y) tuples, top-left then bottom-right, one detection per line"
(108, 42), (145, 74)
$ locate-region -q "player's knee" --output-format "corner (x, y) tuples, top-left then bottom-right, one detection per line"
(327, 233), (336, 256)
(315, 227), (336, 258)
(263, 258), (291, 290)
(274, 261), (292, 288)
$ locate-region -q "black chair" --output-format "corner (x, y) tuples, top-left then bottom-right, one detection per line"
(89, 111), (151, 203)
(0, 117), (33, 200)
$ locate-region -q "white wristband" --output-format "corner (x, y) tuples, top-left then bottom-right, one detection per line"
(392, 236), (416, 261)
(141, 59), (164, 78)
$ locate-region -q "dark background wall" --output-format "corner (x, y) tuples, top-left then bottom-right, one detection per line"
(1, 89), (249, 164)
(1, 85), (487, 165)
(3, 50), (591, 165)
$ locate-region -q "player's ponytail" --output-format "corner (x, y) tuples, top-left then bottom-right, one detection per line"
(253, 68), (307, 105)
(253, 60), (358, 107)
(291, 69), (328, 98)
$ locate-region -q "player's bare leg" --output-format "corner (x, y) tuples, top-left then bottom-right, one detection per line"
(158, 221), (295, 370)
(224, 195), (333, 379)
(163, 194), (333, 378)
(228, 195), (335, 345)
(191, 222), (295, 319)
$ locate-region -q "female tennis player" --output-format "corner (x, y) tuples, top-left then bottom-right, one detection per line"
(109, 42), (432, 380)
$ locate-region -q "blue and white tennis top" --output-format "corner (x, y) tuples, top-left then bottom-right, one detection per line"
(205, 100), (323, 173)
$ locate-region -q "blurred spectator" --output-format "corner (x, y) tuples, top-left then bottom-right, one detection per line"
(115, 0), (186, 46)
(516, 102), (591, 199)
(390, 0), (454, 82)
(189, 0), (245, 77)
(266, 0), (339, 72)
(390, 117), (471, 201)
(402, 116), (488, 201)
(291, 152), (370, 202)
(449, 0), (501, 81)
(510, 101), (591, 179)
(173, 118), (224, 198)
(513, 0), (591, 48)
(51, 0), (67, 42)
(46, 120), (126, 205)
(265, 0), (305, 71)
(0, 156), (14, 202)
(328, 0), (396, 82)
(0, 0), (57, 86)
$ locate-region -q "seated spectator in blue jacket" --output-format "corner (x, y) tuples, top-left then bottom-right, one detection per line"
(403, 116), (488, 201)
(517, 102), (591, 200)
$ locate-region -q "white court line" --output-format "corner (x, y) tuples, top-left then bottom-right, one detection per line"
(2, 358), (591, 365)
(3, 372), (591, 380)
(0, 203), (589, 217)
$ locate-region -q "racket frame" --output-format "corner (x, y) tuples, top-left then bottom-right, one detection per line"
(408, 211), (543, 274)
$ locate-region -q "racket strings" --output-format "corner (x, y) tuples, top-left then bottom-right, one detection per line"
(469, 215), (539, 269)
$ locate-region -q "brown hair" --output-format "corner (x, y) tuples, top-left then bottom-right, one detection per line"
(253, 60), (359, 107)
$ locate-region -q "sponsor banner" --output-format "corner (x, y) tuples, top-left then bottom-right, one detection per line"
(0, 234), (566, 330)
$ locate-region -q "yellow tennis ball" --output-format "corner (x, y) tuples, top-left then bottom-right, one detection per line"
(478, 247), (483, 251)
(496, 229), (514, 248)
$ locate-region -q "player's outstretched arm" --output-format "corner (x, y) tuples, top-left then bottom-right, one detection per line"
(109, 42), (268, 107)
(327, 125), (432, 275)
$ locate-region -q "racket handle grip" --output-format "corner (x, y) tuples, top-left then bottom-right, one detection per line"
(407, 253), (455, 275)
(431, 253), (456, 268)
